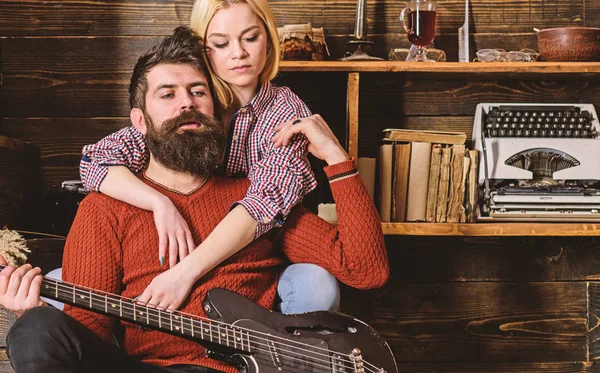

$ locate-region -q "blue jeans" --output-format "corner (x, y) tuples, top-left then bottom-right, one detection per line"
(43, 264), (341, 314)
(276, 263), (340, 314)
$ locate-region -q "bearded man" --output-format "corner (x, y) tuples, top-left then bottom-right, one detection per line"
(0, 27), (388, 373)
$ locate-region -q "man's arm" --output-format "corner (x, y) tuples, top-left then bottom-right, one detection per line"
(276, 159), (390, 289)
(272, 114), (389, 289)
(61, 196), (124, 343)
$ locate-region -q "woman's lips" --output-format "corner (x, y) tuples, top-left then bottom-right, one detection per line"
(232, 65), (250, 72)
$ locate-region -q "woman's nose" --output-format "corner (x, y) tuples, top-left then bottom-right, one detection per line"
(231, 41), (248, 59)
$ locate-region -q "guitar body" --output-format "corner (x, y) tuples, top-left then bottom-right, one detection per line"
(202, 288), (398, 373)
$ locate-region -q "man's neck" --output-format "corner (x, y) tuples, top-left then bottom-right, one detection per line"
(145, 155), (207, 194)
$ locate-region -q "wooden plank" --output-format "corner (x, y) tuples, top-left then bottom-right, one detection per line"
(269, 0), (584, 35)
(382, 223), (600, 236)
(346, 73), (359, 158)
(341, 282), (587, 362)
(0, 37), (161, 118)
(2, 118), (130, 192)
(588, 282), (600, 360)
(359, 76), (600, 117)
(385, 236), (600, 282)
(0, 0), (195, 36)
(280, 61), (600, 74)
(586, 0), (600, 28)
(0, 0), (584, 36)
(396, 362), (600, 372)
(0, 310), (16, 349)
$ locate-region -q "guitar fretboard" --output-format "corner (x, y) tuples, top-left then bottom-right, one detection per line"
(40, 277), (252, 353)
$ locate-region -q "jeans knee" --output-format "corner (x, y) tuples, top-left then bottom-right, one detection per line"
(7, 306), (66, 359)
(278, 263), (340, 314)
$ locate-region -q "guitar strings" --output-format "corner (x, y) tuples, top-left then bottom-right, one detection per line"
(48, 280), (381, 371)
(48, 280), (382, 373)
(45, 279), (383, 373)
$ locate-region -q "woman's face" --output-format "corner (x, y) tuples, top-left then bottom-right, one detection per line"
(205, 2), (269, 93)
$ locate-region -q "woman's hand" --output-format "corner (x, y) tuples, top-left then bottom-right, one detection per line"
(152, 196), (197, 268)
(272, 114), (350, 165)
(137, 263), (197, 311)
(0, 258), (45, 317)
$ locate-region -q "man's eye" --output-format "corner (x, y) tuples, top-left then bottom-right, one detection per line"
(192, 91), (206, 97)
(162, 93), (174, 99)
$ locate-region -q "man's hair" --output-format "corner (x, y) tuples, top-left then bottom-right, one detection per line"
(129, 26), (211, 110)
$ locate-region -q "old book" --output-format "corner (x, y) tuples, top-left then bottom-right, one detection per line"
(377, 144), (394, 222)
(435, 147), (452, 222)
(358, 157), (376, 201)
(465, 150), (480, 223)
(446, 144), (466, 223)
(393, 142), (412, 221)
(383, 128), (467, 145)
(458, 155), (471, 223)
(425, 144), (443, 222)
(406, 142), (432, 222)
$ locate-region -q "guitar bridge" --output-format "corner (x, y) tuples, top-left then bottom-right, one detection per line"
(349, 348), (365, 373)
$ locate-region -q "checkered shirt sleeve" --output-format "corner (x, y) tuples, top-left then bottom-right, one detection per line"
(234, 86), (317, 237)
(79, 126), (149, 191)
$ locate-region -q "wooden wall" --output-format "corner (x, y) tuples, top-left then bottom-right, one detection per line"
(2, 1), (600, 372)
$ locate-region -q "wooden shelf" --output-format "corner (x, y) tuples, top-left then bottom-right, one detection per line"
(382, 222), (600, 236)
(279, 61), (600, 74)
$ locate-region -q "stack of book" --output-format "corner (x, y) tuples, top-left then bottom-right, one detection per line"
(376, 129), (479, 223)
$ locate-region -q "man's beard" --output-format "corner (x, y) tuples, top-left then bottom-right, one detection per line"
(144, 110), (225, 178)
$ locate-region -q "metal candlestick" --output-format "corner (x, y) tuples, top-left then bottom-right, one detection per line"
(339, 0), (383, 61)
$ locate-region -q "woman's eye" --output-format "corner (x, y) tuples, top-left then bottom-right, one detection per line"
(245, 35), (258, 42)
(213, 42), (228, 49)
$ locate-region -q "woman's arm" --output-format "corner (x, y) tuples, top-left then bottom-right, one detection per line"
(81, 127), (195, 266)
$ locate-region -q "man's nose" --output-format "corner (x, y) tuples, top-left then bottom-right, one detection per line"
(180, 92), (195, 110)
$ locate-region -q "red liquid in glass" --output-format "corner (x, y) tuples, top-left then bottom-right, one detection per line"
(407, 10), (436, 46)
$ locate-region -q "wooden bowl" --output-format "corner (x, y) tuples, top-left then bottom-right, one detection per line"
(537, 27), (600, 62)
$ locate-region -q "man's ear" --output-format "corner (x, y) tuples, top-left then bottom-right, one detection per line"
(130, 108), (148, 135)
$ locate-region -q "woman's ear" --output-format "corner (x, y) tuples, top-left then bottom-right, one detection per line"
(130, 108), (148, 135)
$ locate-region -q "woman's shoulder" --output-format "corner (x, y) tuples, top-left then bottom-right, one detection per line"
(257, 82), (312, 120)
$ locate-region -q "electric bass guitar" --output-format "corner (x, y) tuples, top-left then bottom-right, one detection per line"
(27, 271), (398, 373)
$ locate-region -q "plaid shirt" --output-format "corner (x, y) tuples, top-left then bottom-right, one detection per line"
(80, 82), (316, 237)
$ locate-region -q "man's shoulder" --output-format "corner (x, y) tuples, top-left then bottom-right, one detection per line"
(78, 192), (135, 215)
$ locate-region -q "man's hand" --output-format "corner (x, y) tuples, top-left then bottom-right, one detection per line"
(152, 196), (197, 268)
(0, 257), (44, 317)
(272, 114), (350, 165)
(136, 263), (196, 311)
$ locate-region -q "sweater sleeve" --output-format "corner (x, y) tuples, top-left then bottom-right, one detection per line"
(276, 159), (389, 289)
(80, 126), (149, 191)
(62, 195), (123, 343)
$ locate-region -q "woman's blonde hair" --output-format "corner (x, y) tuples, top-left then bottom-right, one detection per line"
(190, 0), (280, 109)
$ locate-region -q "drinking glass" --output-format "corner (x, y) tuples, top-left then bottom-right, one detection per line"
(399, 0), (437, 62)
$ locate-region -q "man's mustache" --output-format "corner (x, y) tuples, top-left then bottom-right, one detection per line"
(161, 110), (218, 134)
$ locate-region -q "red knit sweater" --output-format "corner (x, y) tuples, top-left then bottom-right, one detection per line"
(62, 159), (388, 372)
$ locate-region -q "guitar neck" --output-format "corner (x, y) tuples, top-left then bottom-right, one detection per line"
(37, 275), (251, 354)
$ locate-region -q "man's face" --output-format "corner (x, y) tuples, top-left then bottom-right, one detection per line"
(142, 63), (225, 177)
(144, 63), (215, 124)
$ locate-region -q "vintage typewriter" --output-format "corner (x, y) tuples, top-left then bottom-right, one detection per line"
(471, 103), (600, 221)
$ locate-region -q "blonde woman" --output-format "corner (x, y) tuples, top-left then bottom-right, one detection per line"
(80, 1), (340, 313)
